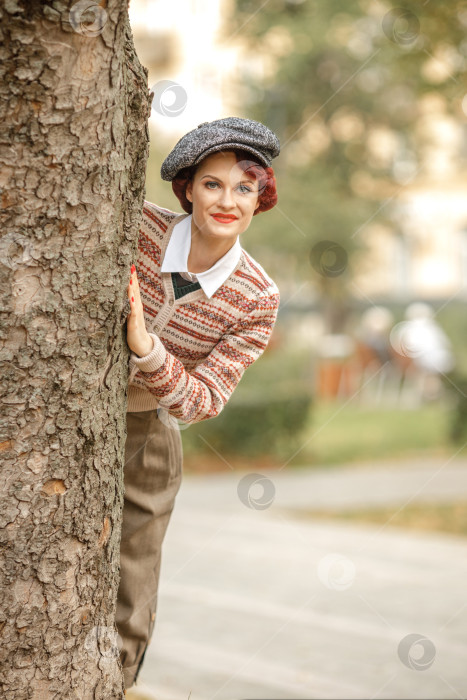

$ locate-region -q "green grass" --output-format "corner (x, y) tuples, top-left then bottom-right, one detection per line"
(183, 399), (465, 471)
(291, 399), (461, 467)
(279, 501), (467, 538)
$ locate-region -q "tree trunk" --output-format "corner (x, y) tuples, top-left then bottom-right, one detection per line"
(0, 1), (150, 697)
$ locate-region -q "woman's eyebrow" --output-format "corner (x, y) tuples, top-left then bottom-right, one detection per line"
(200, 174), (256, 184)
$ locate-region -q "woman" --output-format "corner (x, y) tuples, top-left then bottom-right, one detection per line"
(117, 117), (281, 694)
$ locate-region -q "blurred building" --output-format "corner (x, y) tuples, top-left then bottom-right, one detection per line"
(129, 0), (240, 138)
(354, 179), (467, 301)
(352, 93), (467, 302)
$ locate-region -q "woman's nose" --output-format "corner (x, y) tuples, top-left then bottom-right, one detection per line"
(218, 187), (235, 208)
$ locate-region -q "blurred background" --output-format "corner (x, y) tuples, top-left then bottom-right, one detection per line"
(130, 0), (467, 496)
(126, 2), (467, 698)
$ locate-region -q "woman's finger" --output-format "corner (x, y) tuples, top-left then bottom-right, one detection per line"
(132, 268), (141, 302)
(128, 265), (137, 310)
(126, 293), (134, 318)
(134, 279), (144, 317)
(129, 266), (141, 298)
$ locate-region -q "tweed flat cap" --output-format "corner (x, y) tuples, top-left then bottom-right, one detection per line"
(160, 117), (280, 181)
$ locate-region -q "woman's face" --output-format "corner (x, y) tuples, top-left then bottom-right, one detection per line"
(185, 151), (260, 243)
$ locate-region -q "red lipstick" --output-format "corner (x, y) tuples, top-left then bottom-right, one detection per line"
(211, 214), (238, 223)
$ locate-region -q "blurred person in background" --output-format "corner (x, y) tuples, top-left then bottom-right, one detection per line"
(390, 302), (455, 405)
(353, 306), (396, 405)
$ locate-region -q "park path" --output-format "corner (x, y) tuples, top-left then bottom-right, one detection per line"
(136, 456), (467, 699)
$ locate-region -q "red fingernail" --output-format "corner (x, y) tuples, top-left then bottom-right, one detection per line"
(131, 296), (134, 302)
(131, 264), (136, 273)
(130, 279), (132, 284)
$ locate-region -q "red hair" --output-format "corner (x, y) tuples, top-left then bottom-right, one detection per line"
(171, 148), (277, 215)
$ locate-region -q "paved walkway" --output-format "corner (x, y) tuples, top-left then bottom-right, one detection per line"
(136, 457), (467, 699)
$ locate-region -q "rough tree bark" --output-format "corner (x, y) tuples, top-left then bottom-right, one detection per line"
(0, 1), (150, 697)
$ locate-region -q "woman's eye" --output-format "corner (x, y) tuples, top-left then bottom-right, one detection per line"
(205, 181), (252, 194)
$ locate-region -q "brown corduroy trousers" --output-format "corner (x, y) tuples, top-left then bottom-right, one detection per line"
(116, 409), (183, 689)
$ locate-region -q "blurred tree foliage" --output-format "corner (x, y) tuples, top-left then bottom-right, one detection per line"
(221, 0), (467, 330)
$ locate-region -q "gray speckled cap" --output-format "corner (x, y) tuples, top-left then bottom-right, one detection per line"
(160, 116), (280, 181)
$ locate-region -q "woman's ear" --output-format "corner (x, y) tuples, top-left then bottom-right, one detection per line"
(186, 181), (193, 203)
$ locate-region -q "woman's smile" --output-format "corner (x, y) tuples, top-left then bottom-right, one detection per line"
(211, 213), (239, 223)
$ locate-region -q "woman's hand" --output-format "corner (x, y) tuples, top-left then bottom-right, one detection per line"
(127, 264), (154, 357)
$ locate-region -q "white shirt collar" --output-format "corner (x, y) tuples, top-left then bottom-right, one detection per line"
(160, 214), (242, 299)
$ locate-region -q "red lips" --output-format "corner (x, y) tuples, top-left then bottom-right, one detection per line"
(211, 214), (238, 222)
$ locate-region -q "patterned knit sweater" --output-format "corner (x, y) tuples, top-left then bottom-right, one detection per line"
(127, 201), (281, 423)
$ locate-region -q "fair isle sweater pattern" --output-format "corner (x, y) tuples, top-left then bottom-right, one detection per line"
(127, 201), (280, 423)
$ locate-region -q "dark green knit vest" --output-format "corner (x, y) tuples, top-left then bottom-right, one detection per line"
(171, 271), (202, 300)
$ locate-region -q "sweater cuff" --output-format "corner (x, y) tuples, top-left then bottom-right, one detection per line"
(129, 333), (167, 372)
